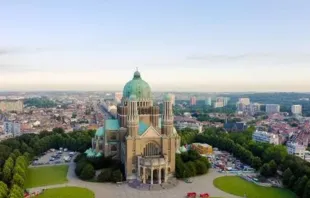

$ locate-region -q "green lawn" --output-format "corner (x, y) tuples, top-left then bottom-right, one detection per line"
(37, 187), (94, 198)
(213, 176), (296, 198)
(25, 165), (69, 188)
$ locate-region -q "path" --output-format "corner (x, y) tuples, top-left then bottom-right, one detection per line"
(29, 163), (241, 198)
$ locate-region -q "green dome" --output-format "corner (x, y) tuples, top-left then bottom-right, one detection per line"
(123, 71), (152, 100)
(163, 93), (171, 101)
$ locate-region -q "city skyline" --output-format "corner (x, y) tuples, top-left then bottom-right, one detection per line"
(1, 1), (310, 91)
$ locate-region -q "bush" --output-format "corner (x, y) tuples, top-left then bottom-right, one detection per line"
(97, 169), (112, 182)
(75, 161), (88, 176)
(80, 164), (95, 180)
(110, 169), (123, 183)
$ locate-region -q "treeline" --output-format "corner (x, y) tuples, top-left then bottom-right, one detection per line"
(74, 154), (123, 183)
(179, 126), (310, 198)
(0, 151), (29, 198)
(175, 150), (210, 178)
(24, 97), (57, 108)
(0, 128), (94, 198)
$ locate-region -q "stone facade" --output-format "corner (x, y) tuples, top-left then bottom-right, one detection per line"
(92, 71), (180, 184)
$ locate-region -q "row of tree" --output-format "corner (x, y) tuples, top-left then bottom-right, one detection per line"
(0, 128), (95, 198)
(175, 150), (210, 179)
(194, 127), (310, 198)
(0, 149), (29, 197)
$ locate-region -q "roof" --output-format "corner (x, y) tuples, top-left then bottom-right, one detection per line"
(138, 121), (149, 135)
(95, 127), (105, 137)
(105, 119), (120, 131)
(122, 71), (152, 100)
(224, 122), (246, 131)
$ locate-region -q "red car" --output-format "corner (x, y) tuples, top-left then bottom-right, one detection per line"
(200, 193), (210, 198)
(187, 192), (197, 198)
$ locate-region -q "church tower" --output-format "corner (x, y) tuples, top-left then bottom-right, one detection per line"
(162, 94), (174, 136)
(126, 95), (139, 137)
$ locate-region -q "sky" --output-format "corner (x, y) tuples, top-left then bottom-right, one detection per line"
(1, 0), (310, 92)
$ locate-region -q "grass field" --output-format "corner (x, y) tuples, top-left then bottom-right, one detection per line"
(37, 187), (94, 198)
(25, 165), (69, 188)
(213, 176), (296, 198)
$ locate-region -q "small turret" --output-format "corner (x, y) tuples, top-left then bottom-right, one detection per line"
(162, 94), (174, 135)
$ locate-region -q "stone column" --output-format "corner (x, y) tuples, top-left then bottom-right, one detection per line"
(164, 167), (168, 182)
(143, 167), (146, 184)
(151, 168), (153, 185)
(158, 168), (161, 184)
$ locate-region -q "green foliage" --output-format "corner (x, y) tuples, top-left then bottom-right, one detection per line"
(175, 150), (210, 178)
(24, 97), (57, 108)
(80, 164), (95, 180)
(110, 169), (123, 183)
(293, 175), (308, 197)
(0, 181), (8, 198)
(283, 168), (293, 187)
(303, 180), (310, 198)
(260, 163), (272, 177)
(97, 169), (112, 182)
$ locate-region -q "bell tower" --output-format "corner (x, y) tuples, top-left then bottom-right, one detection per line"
(161, 94), (174, 136)
(127, 95), (139, 137)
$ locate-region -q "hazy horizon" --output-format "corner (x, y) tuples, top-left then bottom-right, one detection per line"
(1, 1), (310, 92)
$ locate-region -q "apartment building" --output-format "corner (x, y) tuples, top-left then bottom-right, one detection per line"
(252, 130), (279, 145)
(0, 99), (24, 112)
(265, 104), (280, 114)
(287, 142), (306, 159)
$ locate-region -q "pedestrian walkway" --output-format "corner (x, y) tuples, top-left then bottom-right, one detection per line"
(29, 163), (241, 198)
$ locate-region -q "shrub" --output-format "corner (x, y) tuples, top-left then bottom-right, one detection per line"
(80, 164), (95, 180)
(97, 169), (112, 182)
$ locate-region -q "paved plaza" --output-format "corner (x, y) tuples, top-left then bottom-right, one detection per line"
(30, 163), (241, 198)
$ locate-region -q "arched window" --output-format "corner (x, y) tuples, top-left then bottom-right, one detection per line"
(143, 142), (160, 156)
(111, 145), (117, 152)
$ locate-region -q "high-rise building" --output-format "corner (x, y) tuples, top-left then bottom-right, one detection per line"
(205, 97), (212, 106)
(291, 105), (302, 115)
(114, 92), (123, 104)
(215, 97), (229, 107)
(3, 121), (21, 137)
(88, 71), (180, 185)
(213, 101), (224, 108)
(190, 96), (196, 106)
(238, 98), (250, 105)
(265, 104), (280, 114)
(0, 99), (24, 112)
(245, 103), (261, 116)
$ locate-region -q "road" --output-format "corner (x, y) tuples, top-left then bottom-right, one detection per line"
(29, 163), (241, 198)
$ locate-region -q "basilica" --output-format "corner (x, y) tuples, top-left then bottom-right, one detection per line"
(87, 70), (180, 185)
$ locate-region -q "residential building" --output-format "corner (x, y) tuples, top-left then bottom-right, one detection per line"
(287, 142), (306, 159)
(291, 105), (302, 115)
(265, 104), (280, 114)
(85, 70), (180, 185)
(191, 143), (213, 155)
(0, 99), (24, 112)
(205, 97), (212, 106)
(190, 96), (197, 106)
(3, 121), (21, 137)
(224, 122), (247, 132)
(252, 130), (279, 145)
(245, 103), (261, 115)
(174, 116), (203, 133)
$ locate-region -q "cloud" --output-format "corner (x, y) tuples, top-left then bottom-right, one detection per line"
(186, 53), (310, 65)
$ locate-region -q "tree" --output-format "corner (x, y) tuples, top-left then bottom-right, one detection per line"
(97, 169), (112, 182)
(269, 160), (277, 175)
(283, 168), (293, 187)
(80, 164), (95, 180)
(195, 160), (208, 175)
(303, 180), (310, 198)
(12, 173), (25, 188)
(2, 165), (12, 184)
(294, 175), (308, 196)
(0, 181), (8, 198)
(289, 175), (297, 189)
(111, 169), (123, 183)
(260, 163), (272, 177)
(251, 156), (262, 170)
